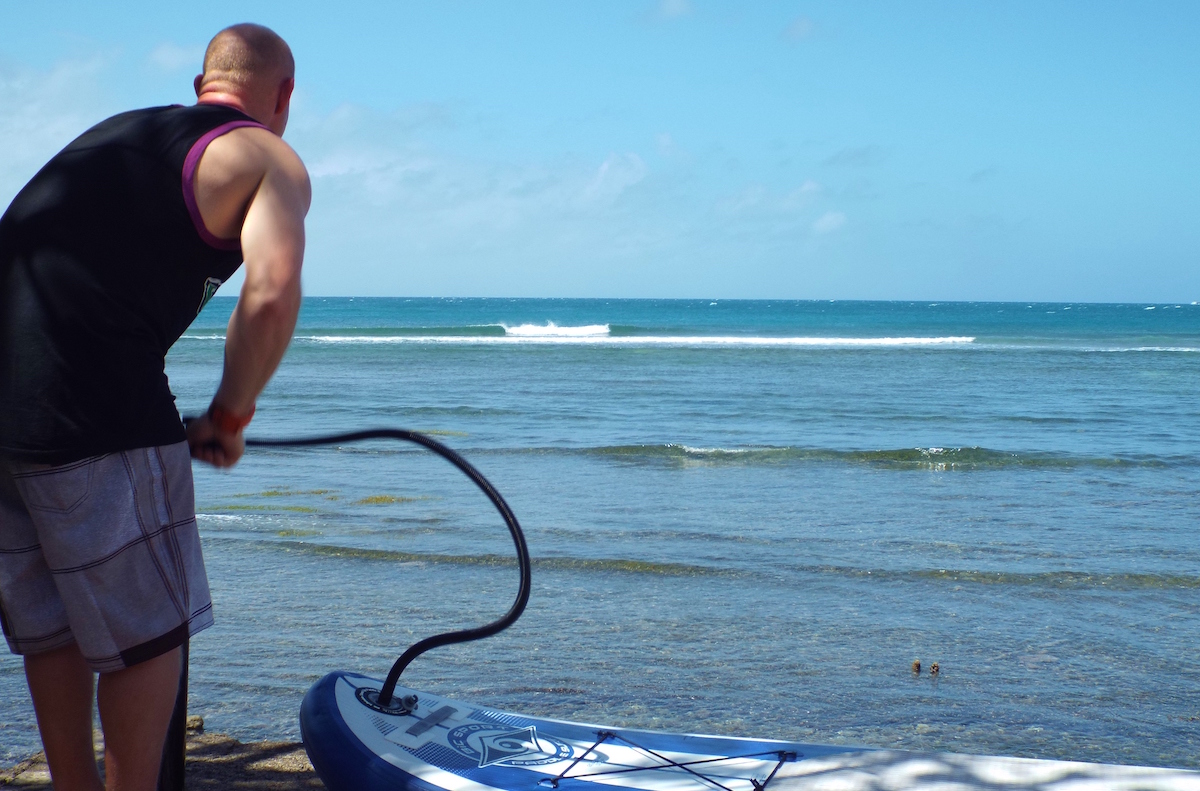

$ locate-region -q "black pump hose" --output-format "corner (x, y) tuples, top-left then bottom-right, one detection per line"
(240, 428), (531, 707)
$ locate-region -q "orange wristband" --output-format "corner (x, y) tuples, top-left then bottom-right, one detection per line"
(208, 403), (255, 434)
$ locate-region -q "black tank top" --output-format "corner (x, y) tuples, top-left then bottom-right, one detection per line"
(0, 104), (269, 463)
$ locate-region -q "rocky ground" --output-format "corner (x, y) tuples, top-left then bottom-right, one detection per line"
(0, 718), (324, 790)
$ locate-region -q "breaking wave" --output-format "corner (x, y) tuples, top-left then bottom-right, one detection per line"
(292, 333), (975, 347)
(178, 328), (975, 347)
(555, 444), (1183, 469)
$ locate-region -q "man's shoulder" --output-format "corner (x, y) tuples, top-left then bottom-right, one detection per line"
(205, 125), (309, 183)
(191, 120), (310, 237)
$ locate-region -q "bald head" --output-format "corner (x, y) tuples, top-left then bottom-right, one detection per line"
(200, 24), (293, 91)
(196, 24), (295, 133)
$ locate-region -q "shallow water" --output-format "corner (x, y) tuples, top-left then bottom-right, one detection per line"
(2, 299), (1198, 769)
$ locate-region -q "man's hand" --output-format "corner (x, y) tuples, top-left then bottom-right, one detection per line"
(186, 413), (246, 468)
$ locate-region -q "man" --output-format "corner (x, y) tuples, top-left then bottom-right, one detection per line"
(0, 23), (309, 791)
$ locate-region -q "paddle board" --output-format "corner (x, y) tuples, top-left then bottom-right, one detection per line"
(300, 671), (862, 791)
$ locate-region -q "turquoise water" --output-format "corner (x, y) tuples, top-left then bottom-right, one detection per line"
(2, 298), (1198, 768)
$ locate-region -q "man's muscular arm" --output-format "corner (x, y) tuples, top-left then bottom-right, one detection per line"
(186, 127), (311, 467)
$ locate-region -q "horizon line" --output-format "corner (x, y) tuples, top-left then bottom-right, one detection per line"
(205, 295), (1200, 306)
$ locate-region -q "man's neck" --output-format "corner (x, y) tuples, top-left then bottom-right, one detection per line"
(196, 92), (253, 117)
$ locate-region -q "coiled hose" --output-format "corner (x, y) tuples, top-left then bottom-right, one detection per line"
(238, 428), (531, 707)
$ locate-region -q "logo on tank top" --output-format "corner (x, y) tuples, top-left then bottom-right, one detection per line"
(198, 277), (222, 314)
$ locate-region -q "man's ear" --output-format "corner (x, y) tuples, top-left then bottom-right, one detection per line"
(275, 78), (295, 114)
(194, 74), (204, 97)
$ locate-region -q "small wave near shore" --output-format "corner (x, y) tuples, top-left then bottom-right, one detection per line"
(505, 443), (1189, 470)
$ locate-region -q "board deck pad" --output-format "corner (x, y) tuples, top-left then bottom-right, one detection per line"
(300, 671), (860, 791)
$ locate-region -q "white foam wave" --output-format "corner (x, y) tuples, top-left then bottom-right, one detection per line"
(674, 445), (752, 454)
(1092, 346), (1200, 353)
(503, 322), (611, 337)
(177, 334), (1199, 352)
(293, 335), (976, 347)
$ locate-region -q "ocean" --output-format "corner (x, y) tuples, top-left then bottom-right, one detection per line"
(2, 298), (1198, 769)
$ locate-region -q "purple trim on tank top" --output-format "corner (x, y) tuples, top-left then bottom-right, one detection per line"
(182, 119), (271, 251)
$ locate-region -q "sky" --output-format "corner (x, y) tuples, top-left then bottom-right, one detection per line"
(1, 1), (1198, 301)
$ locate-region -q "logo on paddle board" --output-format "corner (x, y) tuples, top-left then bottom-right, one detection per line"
(447, 723), (572, 768)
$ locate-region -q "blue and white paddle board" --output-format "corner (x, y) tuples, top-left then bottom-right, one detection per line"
(301, 671), (1200, 791)
(300, 671), (864, 791)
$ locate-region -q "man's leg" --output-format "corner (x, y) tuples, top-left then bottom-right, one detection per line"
(97, 645), (182, 791)
(24, 641), (104, 791)
(10, 444), (210, 790)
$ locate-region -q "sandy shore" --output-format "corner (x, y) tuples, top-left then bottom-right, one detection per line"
(0, 719), (324, 790)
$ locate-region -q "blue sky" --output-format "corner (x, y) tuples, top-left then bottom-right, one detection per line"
(1, 1), (1197, 300)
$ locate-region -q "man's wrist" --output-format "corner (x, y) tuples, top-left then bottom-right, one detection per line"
(208, 402), (255, 434)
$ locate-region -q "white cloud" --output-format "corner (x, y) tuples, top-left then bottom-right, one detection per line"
(292, 106), (643, 245)
(717, 180), (820, 217)
(294, 103), (649, 218)
(716, 184), (766, 215)
(277, 101), (704, 294)
(583, 153), (647, 203)
(658, 0), (692, 19)
(784, 16), (814, 41)
(793, 179), (821, 198)
(148, 42), (204, 73)
(0, 58), (117, 208)
(812, 211), (847, 234)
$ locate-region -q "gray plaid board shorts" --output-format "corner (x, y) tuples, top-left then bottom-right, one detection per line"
(0, 441), (213, 672)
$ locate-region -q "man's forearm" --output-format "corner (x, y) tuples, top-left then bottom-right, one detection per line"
(212, 280), (301, 415)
